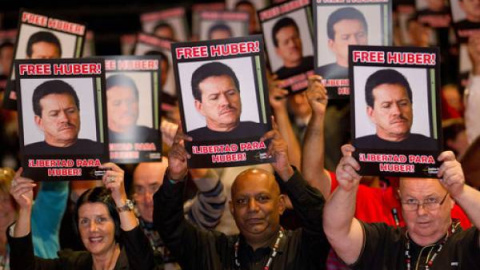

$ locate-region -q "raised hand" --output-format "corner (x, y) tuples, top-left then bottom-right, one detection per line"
(161, 119), (179, 147)
(9, 168), (36, 210)
(437, 151), (465, 198)
(268, 74), (288, 111)
(305, 75), (328, 116)
(261, 118), (293, 181)
(101, 163), (127, 205)
(336, 144), (362, 192)
(168, 127), (191, 181)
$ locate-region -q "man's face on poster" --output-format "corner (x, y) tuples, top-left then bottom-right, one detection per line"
(29, 41), (61, 59)
(0, 45), (14, 75)
(275, 25), (303, 68)
(209, 28), (232, 40)
(160, 59), (169, 88)
(367, 83), (413, 141)
(35, 93), (81, 147)
(426, 0), (446, 11)
(460, 0), (480, 21)
(107, 86), (139, 132)
(328, 19), (368, 67)
(154, 26), (175, 40)
(195, 74), (242, 131)
(236, 2), (258, 33)
(407, 20), (432, 47)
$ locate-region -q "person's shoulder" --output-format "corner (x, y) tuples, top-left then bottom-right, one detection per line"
(57, 249), (91, 266)
(408, 134), (436, 143)
(408, 133), (437, 147)
(136, 125), (159, 137)
(409, 133), (432, 140)
(317, 62), (347, 79)
(188, 126), (212, 140)
(238, 121), (266, 129)
(317, 62), (337, 72)
(275, 65), (288, 77)
(303, 55), (314, 63)
(189, 126), (210, 136)
(355, 134), (378, 145)
(24, 141), (47, 152)
(76, 138), (102, 147)
(135, 125), (157, 133)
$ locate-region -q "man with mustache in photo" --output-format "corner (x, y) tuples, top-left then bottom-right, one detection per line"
(106, 74), (160, 150)
(188, 61), (265, 141)
(24, 80), (102, 155)
(355, 69), (437, 150)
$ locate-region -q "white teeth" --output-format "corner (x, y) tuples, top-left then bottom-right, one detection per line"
(90, 237), (102, 242)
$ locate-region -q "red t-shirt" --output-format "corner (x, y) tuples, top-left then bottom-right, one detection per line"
(329, 171), (472, 229)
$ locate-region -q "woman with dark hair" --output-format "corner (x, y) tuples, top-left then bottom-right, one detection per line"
(7, 163), (154, 270)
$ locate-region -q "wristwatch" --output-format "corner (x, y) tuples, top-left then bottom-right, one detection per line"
(117, 199), (134, 212)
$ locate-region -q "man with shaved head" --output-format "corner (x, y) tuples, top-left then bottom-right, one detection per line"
(132, 157), (226, 269)
(324, 145), (480, 269)
(229, 167), (285, 250)
(154, 123), (330, 269)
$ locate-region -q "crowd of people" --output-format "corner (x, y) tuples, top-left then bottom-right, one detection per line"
(0, 0), (480, 270)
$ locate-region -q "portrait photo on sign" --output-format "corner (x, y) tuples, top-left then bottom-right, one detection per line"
(106, 72), (154, 130)
(134, 42), (174, 97)
(227, 0), (267, 33)
(449, 0), (480, 23)
(178, 57), (264, 141)
(142, 13), (188, 42)
(19, 77), (102, 155)
(316, 5), (382, 79)
(0, 32), (15, 81)
(416, 0), (448, 12)
(353, 66), (438, 151)
(105, 71), (161, 163)
(199, 17), (248, 41)
(226, 0), (268, 10)
(15, 25), (78, 60)
(192, 3), (226, 36)
(262, 9), (314, 76)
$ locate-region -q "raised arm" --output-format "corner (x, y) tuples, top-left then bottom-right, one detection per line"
(186, 168), (226, 229)
(301, 75), (332, 197)
(8, 169), (62, 270)
(323, 144), (364, 265)
(268, 74), (302, 169)
(153, 129), (219, 269)
(101, 163), (154, 270)
(261, 115), (329, 265)
(260, 118), (294, 181)
(101, 163), (138, 231)
(437, 151), (480, 245)
(10, 168), (35, 238)
(31, 180), (69, 259)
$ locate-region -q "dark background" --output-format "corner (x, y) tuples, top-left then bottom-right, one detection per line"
(0, 0), (213, 56)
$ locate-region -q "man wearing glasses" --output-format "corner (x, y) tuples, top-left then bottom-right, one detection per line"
(323, 144), (480, 269)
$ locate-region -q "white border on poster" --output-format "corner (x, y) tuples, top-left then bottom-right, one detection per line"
(353, 66), (431, 138)
(263, 8), (314, 72)
(178, 57), (261, 132)
(21, 77), (98, 145)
